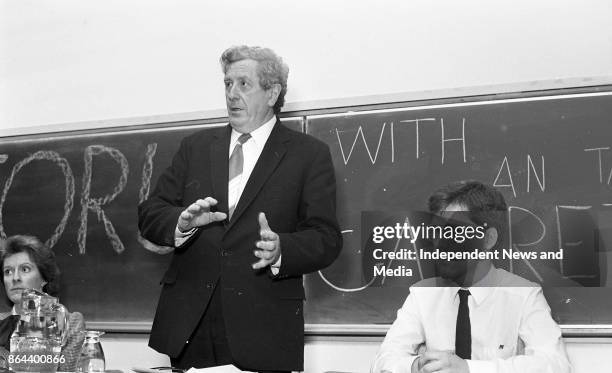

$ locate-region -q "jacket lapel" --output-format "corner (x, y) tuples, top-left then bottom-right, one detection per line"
(227, 120), (289, 230)
(210, 125), (232, 219)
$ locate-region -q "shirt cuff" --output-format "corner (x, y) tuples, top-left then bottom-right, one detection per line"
(270, 254), (282, 275)
(174, 226), (197, 247)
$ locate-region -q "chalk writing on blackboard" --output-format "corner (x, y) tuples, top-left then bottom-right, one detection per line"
(585, 147), (612, 184)
(398, 118), (436, 159)
(0, 142), (176, 256)
(78, 145), (129, 254)
(317, 229), (379, 292)
(493, 156), (516, 197)
(440, 118), (466, 164)
(335, 117), (468, 166)
(493, 155), (546, 198)
(335, 123), (390, 165)
(138, 143), (157, 203)
(555, 205), (596, 279)
(527, 155), (546, 193)
(0, 151), (75, 248)
(137, 143), (174, 255)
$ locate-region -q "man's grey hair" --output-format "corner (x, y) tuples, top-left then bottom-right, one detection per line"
(220, 45), (289, 114)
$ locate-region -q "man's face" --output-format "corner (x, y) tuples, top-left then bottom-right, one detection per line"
(224, 59), (275, 133)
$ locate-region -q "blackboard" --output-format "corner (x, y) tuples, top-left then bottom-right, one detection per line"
(304, 89), (612, 331)
(1, 88), (612, 334)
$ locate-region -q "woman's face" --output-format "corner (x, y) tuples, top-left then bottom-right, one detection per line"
(2, 252), (45, 305)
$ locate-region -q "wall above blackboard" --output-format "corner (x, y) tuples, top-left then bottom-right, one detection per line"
(1, 87), (612, 334)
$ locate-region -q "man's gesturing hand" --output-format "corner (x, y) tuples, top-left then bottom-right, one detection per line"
(253, 212), (281, 270)
(177, 197), (227, 232)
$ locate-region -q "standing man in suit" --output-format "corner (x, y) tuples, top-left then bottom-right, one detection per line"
(138, 45), (342, 372)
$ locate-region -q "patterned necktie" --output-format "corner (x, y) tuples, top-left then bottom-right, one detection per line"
(456, 289), (471, 360)
(228, 133), (251, 219)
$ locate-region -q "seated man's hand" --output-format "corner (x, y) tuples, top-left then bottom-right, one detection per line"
(177, 197), (227, 232)
(416, 350), (469, 373)
(253, 212), (281, 269)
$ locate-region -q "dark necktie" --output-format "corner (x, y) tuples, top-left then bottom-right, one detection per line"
(455, 289), (471, 359)
(228, 133), (251, 219)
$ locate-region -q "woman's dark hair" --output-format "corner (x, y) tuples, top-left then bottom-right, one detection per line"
(0, 235), (60, 296)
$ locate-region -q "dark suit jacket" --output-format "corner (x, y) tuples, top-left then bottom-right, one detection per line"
(138, 119), (342, 371)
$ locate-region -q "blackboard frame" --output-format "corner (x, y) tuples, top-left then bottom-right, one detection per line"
(84, 322), (612, 338)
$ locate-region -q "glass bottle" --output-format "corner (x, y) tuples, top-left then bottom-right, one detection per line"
(9, 289), (68, 373)
(76, 331), (105, 373)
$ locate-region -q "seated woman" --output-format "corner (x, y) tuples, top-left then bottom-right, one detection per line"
(0, 235), (85, 371)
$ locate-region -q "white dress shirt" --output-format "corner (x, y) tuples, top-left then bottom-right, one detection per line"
(227, 115), (276, 212)
(174, 116), (281, 271)
(371, 265), (571, 373)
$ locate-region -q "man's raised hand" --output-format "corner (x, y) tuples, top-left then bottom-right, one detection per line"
(178, 197), (227, 232)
